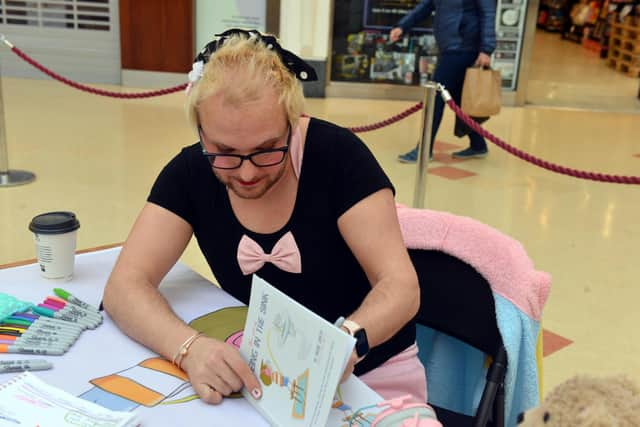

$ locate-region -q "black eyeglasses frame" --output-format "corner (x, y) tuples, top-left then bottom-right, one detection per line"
(199, 124), (291, 170)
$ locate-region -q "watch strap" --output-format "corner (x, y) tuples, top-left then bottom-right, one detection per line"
(341, 319), (362, 335)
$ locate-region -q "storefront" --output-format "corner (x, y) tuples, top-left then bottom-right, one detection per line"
(325, 0), (540, 106)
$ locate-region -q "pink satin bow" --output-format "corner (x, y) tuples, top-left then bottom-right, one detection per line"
(237, 231), (302, 275)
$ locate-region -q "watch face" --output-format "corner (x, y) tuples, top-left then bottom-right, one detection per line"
(354, 328), (369, 358)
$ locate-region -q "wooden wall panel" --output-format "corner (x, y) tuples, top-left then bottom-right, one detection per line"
(120, 0), (194, 72)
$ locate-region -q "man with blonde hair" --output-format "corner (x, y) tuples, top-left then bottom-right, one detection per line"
(103, 29), (425, 406)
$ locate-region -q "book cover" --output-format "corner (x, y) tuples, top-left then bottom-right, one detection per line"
(240, 275), (357, 427)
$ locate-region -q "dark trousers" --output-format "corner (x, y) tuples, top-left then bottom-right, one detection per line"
(427, 51), (487, 155)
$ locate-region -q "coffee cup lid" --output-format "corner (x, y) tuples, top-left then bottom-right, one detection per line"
(29, 211), (80, 234)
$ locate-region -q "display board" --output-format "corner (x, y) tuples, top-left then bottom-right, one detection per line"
(494, 0), (530, 90)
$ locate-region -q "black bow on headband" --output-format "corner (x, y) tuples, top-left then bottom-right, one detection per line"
(193, 28), (318, 82)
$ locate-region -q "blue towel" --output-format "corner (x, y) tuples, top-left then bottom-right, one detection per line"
(417, 293), (540, 426)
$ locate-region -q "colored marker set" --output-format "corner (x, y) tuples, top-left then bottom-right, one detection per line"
(35, 293), (103, 330)
(0, 288), (103, 357)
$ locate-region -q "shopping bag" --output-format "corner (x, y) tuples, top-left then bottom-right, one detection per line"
(454, 115), (489, 137)
(461, 67), (501, 117)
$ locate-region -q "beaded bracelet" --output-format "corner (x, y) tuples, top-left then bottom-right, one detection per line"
(172, 331), (204, 369)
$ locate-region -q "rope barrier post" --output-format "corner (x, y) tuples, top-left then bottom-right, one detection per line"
(412, 81), (437, 208)
(0, 56), (36, 187)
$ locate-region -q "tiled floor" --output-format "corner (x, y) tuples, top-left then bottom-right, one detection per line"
(527, 30), (640, 112)
(1, 69), (639, 398)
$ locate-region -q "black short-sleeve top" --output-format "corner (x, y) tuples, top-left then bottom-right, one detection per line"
(148, 117), (415, 375)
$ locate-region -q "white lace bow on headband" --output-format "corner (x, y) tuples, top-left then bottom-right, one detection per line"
(185, 60), (204, 94)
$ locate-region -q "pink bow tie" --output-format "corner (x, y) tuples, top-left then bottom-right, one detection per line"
(237, 231), (302, 275)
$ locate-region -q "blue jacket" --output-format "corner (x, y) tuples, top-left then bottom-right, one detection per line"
(397, 0), (496, 55)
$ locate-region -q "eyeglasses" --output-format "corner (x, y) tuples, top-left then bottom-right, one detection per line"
(199, 124), (291, 170)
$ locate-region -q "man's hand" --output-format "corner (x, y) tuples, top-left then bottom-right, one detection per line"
(181, 336), (262, 405)
(389, 27), (404, 43)
(340, 349), (359, 384)
(475, 52), (492, 68)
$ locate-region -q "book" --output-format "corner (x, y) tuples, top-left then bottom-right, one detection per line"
(0, 371), (138, 427)
(240, 275), (356, 427)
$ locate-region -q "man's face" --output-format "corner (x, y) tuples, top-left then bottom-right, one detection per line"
(198, 89), (290, 200)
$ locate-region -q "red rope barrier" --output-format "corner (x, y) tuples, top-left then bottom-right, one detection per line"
(5, 37), (422, 132)
(10, 46), (187, 98)
(445, 97), (640, 185)
(7, 38), (637, 184)
(349, 102), (423, 133)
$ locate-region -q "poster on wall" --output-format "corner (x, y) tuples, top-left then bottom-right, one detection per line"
(363, 0), (433, 31)
(211, 0), (266, 31)
(493, 0), (528, 90)
(196, 0), (266, 55)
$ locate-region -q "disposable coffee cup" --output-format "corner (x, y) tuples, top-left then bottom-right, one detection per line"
(28, 211), (80, 280)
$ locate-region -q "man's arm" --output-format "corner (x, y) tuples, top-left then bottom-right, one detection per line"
(337, 188), (420, 349)
(477, 0), (497, 55)
(103, 202), (261, 403)
(396, 0), (435, 34)
(103, 202), (194, 362)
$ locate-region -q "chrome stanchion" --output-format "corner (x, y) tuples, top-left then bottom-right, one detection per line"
(0, 58), (35, 187)
(412, 81), (437, 208)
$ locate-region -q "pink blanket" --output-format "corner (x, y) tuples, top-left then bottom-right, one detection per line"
(396, 205), (550, 321)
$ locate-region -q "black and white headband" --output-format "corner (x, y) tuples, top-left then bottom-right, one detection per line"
(187, 28), (318, 88)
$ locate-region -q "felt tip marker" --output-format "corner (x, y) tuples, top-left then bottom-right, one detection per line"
(18, 329), (75, 343)
(31, 306), (89, 329)
(12, 312), (39, 320)
(44, 296), (66, 308)
(0, 326), (26, 333)
(42, 301), (102, 323)
(24, 321), (82, 337)
(2, 328), (75, 342)
(0, 328), (76, 344)
(36, 304), (99, 328)
(0, 336), (71, 350)
(0, 334), (71, 346)
(36, 304), (98, 326)
(0, 323), (28, 330)
(0, 344), (65, 355)
(29, 316), (84, 331)
(6, 319), (81, 338)
(0, 359), (53, 373)
(2, 318), (32, 327)
(40, 302), (62, 311)
(28, 324), (80, 339)
(59, 302), (103, 321)
(53, 288), (101, 314)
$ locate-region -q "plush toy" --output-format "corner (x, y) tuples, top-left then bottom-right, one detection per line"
(517, 375), (640, 426)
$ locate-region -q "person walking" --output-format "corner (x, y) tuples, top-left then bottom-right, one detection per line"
(390, 0), (496, 162)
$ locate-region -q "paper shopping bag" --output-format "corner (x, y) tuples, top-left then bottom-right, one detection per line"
(461, 67), (502, 117)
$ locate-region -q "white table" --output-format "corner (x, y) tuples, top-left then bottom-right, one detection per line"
(0, 248), (380, 426)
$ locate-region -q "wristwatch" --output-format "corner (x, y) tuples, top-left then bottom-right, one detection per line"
(340, 319), (369, 360)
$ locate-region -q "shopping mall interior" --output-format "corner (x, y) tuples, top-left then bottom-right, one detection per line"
(0, 0), (639, 422)
(529, 0), (640, 111)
